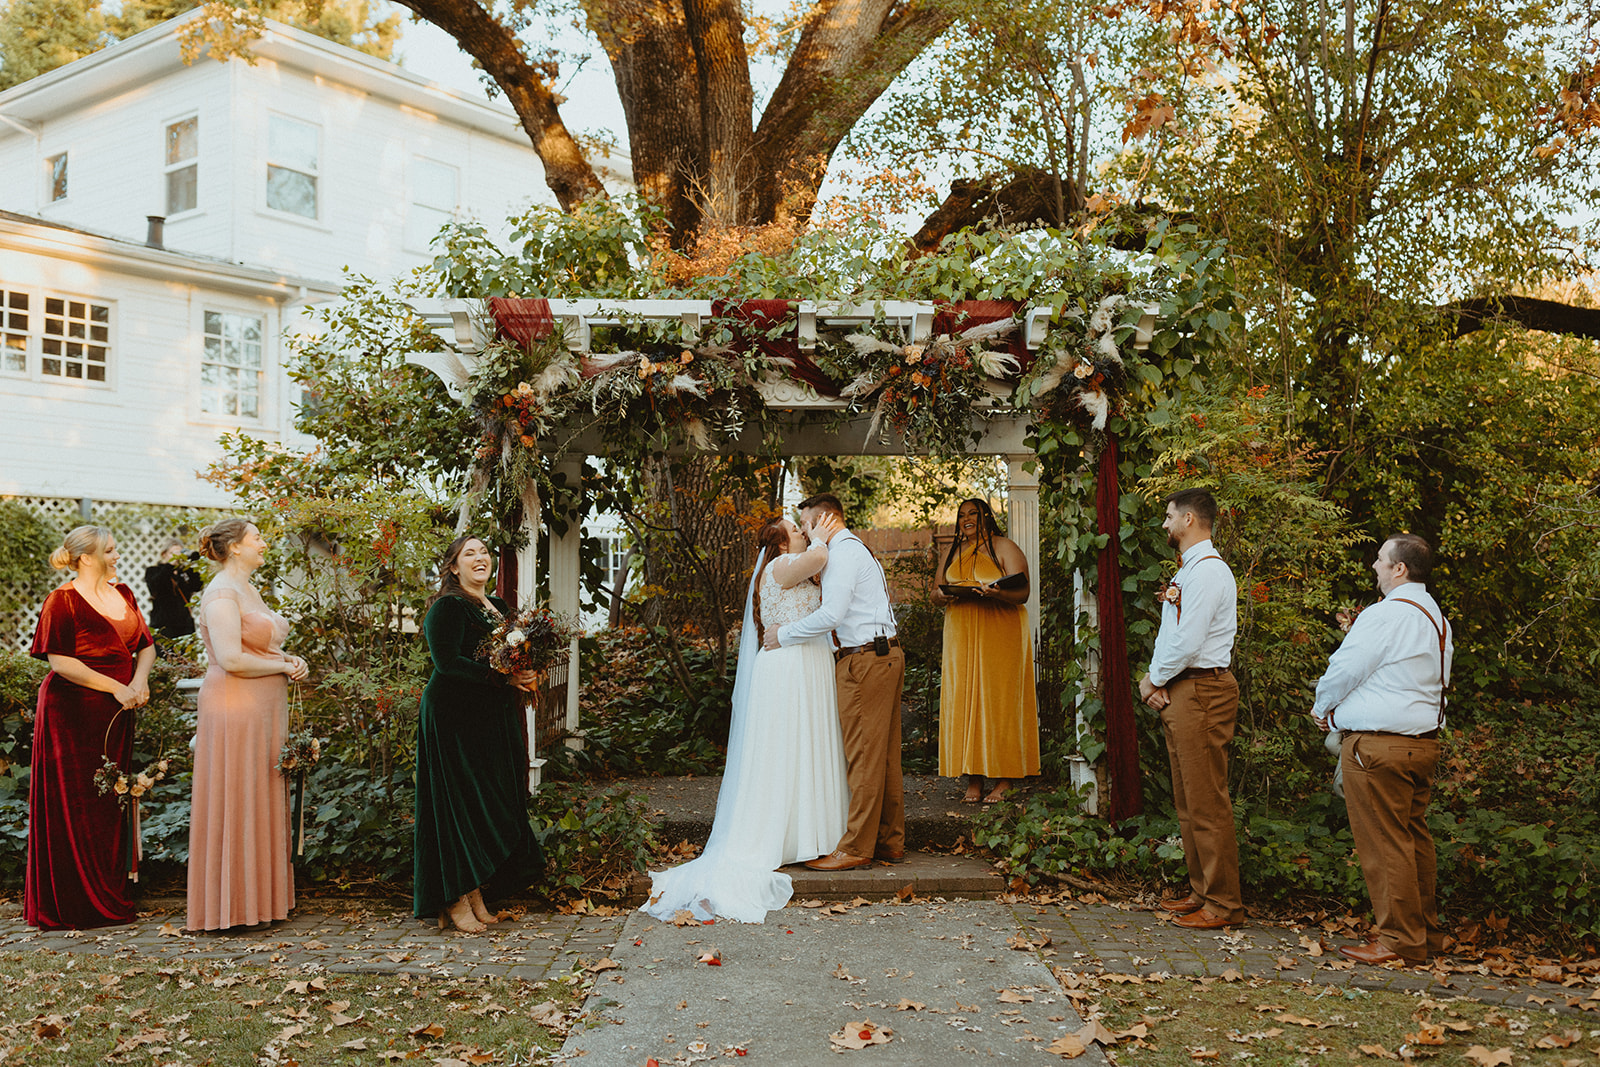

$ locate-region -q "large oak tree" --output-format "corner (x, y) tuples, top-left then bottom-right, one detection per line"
(390, 0), (958, 241)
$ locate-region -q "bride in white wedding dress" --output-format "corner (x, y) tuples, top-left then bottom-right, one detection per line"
(642, 516), (849, 923)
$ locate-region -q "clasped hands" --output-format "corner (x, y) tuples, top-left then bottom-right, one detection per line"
(510, 669), (544, 693)
(1138, 674), (1170, 710)
(283, 655), (310, 683)
(113, 681), (151, 710)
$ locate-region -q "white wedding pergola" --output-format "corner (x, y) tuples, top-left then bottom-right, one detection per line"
(404, 297), (1157, 799)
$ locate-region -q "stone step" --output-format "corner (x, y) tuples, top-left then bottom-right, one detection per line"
(608, 773), (1019, 853)
(627, 851), (1006, 906)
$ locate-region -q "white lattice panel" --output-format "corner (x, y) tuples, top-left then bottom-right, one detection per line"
(1, 496), (236, 651)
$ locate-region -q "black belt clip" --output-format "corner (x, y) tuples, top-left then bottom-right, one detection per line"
(872, 634), (891, 656)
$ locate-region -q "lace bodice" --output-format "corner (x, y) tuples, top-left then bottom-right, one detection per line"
(757, 555), (821, 631)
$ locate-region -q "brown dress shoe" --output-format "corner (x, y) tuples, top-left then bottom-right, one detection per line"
(1338, 941), (1407, 965)
(803, 849), (872, 871)
(874, 849), (906, 864)
(1171, 908), (1241, 929)
(1160, 894), (1205, 915)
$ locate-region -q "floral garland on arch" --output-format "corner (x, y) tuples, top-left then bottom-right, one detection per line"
(451, 280), (1172, 530)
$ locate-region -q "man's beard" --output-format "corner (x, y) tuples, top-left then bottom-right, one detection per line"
(1167, 531), (1181, 551)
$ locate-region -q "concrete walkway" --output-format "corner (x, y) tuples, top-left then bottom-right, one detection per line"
(1, 881), (1592, 1060)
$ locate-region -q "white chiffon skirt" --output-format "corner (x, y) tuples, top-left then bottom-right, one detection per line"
(643, 638), (848, 923)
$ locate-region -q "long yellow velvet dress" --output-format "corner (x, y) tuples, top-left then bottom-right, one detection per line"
(938, 546), (1040, 779)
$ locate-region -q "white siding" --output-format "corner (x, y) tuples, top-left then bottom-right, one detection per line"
(0, 240), (295, 508)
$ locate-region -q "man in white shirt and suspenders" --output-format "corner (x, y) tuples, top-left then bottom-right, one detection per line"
(1139, 488), (1245, 930)
(1312, 534), (1452, 965)
(767, 493), (906, 871)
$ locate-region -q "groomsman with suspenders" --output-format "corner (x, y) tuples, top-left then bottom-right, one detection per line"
(1139, 488), (1246, 930)
(1312, 534), (1452, 965)
(766, 493), (906, 871)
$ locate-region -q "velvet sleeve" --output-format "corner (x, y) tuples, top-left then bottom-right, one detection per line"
(423, 597), (500, 686)
(117, 584), (154, 655)
(30, 588), (81, 661)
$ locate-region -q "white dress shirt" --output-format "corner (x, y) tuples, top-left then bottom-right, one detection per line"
(1147, 539), (1237, 687)
(1312, 582), (1452, 734)
(777, 531), (897, 648)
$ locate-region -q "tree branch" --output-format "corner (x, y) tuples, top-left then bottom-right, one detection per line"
(395, 0), (605, 209)
(1447, 296), (1600, 341)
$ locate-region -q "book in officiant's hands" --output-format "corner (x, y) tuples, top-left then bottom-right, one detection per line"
(938, 571), (1027, 600)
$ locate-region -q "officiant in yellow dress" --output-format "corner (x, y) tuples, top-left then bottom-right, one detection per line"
(934, 499), (1039, 804)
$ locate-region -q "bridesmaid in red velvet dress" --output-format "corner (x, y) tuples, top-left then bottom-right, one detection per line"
(27, 526), (155, 930)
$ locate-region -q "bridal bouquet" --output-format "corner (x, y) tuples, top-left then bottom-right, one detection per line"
(479, 605), (579, 678)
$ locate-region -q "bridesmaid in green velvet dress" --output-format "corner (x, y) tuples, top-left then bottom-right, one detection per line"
(413, 536), (545, 932)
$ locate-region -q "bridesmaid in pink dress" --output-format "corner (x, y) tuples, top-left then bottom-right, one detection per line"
(186, 519), (309, 931)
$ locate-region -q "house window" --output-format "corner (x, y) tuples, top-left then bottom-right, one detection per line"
(47, 153), (67, 201)
(265, 115), (318, 219)
(41, 296), (111, 381)
(405, 158), (459, 250)
(1, 289), (28, 374)
(200, 310), (264, 418)
(165, 117), (198, 215)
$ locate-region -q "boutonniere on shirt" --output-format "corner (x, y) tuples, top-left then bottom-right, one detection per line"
(1157, 579), (1182, 611)
(1336, 604), (1364, 633)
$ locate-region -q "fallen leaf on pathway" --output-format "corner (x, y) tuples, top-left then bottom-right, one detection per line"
(1405, 1024), (1448, 1045)
(330, 1012), (359, 1027)
(586, 957), (620, 973)
(670, 910), (700, 926)
(1444, 1021), (1476, 1032)
(528, 1001), (566, 1028)
(1103, 973), (1143, 984)
(275, 1023), (305, 1041)
(339, 1038), (368, 1050)
(997, 989), (1033, 1004)
(158, 922), (183, 936)
(33, 1014), (68, 1039)
(1275, 1013), (1331, 1029)
(833, 963), (856, 981)
(1274, 955), (1299, 970)
(895, 999), (925, 1011)
(1358, 1044), (1398, 1058)
(829, 1019), (892, 1050)
(1465, 1047), (1513, 1066)
(409, 1022), (445, 1039)
(1188, 1048), (1220, 1059)
(1534, 1031), (1581, 1049)
(1300, 935), (1325, 957)
(1219, 968), (1242, 982)
(1046, 1034), (1086, 1058)
(697, 949), (722, 966)
(1076, 1020), (1123, 1046)
(896, 884), (916, 902)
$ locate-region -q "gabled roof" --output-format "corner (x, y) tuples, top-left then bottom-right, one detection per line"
(0, 10), (530, 144)
(0, 209), (340, 299)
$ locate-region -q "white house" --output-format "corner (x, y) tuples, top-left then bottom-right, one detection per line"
(0, 10), (560, 283)
(0, 13), (603, 640)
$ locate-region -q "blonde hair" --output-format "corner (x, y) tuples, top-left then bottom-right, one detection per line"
(198, 518), (254, 562)
(49, 525), (114, 571)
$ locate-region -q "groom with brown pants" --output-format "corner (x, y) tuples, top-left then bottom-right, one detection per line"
(767, 493), (906, 870)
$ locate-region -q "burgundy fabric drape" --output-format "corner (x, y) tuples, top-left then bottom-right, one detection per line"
(1095, 434), (1143, 823)
(931, 300), (1036, 375)
(712, 298), (842, 397)
(488, 297), (555, 348)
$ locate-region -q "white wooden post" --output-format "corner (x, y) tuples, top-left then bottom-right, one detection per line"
(516, 481), (545, 792)
(549, 456), (585, 749)
(1005, 454), (1042, 655)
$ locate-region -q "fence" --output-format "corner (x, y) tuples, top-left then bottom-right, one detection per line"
(1, 496), (237, 651)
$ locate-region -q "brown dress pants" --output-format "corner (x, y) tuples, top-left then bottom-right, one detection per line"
(834, 646), (906, 859)
(1341, 731), (1442, 962)
(1160, 671), (1244, 922)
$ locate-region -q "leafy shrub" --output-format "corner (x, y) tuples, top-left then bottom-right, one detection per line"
(0, 500), (60, 615)
(529, 783), (656, 899)
(565, 627), (729, 778)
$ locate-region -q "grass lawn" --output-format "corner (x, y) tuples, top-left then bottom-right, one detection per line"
(0, 950), (589, 1065)
(1073, 970), (1597, 1066)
